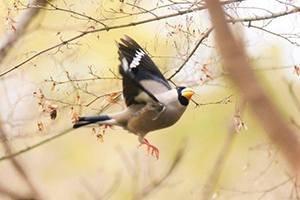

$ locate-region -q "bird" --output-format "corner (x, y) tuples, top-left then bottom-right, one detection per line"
(73, 35), (195, 159)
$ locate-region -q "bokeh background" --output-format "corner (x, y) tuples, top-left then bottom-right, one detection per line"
(0, 0), (300, 199)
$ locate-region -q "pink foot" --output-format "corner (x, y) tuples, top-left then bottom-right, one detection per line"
(138, 138), (160, 160)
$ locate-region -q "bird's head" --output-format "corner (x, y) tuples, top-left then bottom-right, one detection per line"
(176, 86), (195, 106)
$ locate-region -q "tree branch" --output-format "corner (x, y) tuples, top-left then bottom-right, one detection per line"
(0, 127), (72, 162)
(133, 144), (186, 200)
(204, 0), (300, 187)
(0, 122), (42, 198)
(0, 0), (241, 78)
(167, 27), (214, 80)
(0, 0), (50, 64)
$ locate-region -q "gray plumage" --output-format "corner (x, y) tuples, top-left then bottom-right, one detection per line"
(108, 89), (188, 143)
(73, 36), (194, 155)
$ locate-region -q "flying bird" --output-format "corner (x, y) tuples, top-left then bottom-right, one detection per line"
(73, 36), (194, 159)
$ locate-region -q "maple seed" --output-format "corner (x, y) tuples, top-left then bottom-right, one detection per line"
(38, 122), (44, 132)
(110, 92), (120, 97)
(50, 110), (57, 120)
(76, 95), (81, 104)
(97, 134), (103, 142)
(293, 66), (300, 76)
(69, 107), (74, 114)
(106, 96), (118, 104)
(71, 111), (79, 122)
(51, 83), (56, 91)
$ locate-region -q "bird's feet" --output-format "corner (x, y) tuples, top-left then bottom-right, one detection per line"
(138, 138), (160, 160)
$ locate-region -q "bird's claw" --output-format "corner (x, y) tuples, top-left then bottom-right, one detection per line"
(138, 138), (160, 160)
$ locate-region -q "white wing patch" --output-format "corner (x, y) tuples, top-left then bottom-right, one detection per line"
(129, 49), (145, 69)
(121, 57), (129, 72)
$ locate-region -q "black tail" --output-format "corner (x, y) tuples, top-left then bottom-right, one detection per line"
(73, 115), (111, 129)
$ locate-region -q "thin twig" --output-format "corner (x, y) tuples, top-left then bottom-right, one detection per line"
(133, 143), (186, 200)
(167, 27), (214, 80)
(43, 0), (107, 27)
(0, 122), (42, 198)
(202, 99), (244, 199)
(1, 1), (299, 78)
(248, 24), (299, 46)
(206, 0), (300, 181)
(232, 6), (300, 23)
(196, 94), (233, 107)
(0, 98), (116, 162)
(0, 0), (50, 64)
(0, 127), (72, 162)
(0, 32), (86, 77)
(0, 0), (243, 78)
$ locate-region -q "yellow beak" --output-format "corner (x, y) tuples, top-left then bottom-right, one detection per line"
(182, 88), (195, 100)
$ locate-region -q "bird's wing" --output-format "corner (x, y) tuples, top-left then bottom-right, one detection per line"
(118, 35), (171, 107)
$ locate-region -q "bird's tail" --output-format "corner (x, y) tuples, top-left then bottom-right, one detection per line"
(73, 115), (115, 129)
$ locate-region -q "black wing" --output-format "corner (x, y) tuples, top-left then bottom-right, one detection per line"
(118, 35), (171, 107)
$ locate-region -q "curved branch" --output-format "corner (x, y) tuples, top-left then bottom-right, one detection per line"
(0, 0), (241, 78)
(1, 1), (299, 79)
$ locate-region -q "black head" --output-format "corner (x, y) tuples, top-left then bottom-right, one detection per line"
(176, 86), (195, 106)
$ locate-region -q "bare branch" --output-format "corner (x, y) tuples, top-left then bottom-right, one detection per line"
(197, 94), (233, 107)
(0, 182), (27, 199)
(202, 99), (245, 199)
(168, 27), (214, 80)
(0, 122), (42, 198)
(205, 0), (300, 180)
(247, 24), (300, 46)
(1, 1), (299, 79)
(232, 6), (300, 23)
(0, 0), (241, 78)
(0, 32), (86, 78)
(0, 95), (119, 162)
(0, 0), (50, 64)
(0, 127), (72, 162)
(133, 144), (186, 200)
(43, 0), (107, 27)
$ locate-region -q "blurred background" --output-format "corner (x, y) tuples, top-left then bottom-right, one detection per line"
(0, 0), (300, 199)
